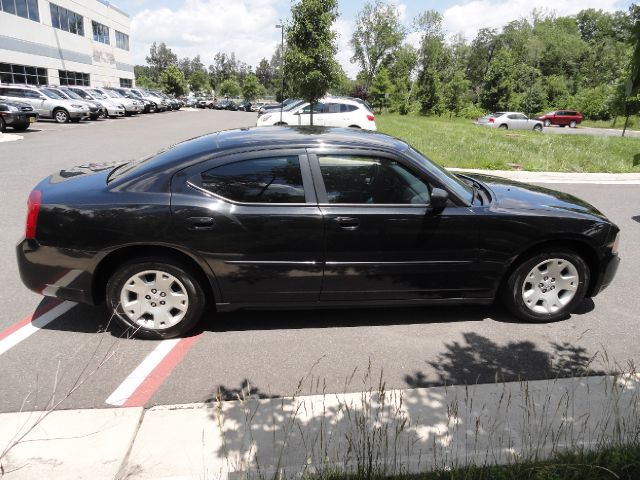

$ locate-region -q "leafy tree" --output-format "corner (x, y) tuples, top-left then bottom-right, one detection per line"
(443, 70), (471, 116)
(466, 28), (500, 101)
(242, 74), (263, 102)
(189, 70), (211, 94)
(218, 78), (241, 98)
(368, 68), (392, 111)
(414, 10), (447, 115)
(388, 44), (417, 113)
(350, 0), (405, 88)
(481, 49), (516, 112)
(146, 42), (178, 81)
(159, 64), (187, 96)
(255, 58), (274, 89)
(134, 74), (160, 90)
(284, 0), (340, 125)
(622, 4), (640, 135)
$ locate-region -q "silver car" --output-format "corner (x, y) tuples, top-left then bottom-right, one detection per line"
(44, 87), (104, 120)
(66, 87), (125, 118)
(475, 112), (544, 131)
(94, 87), (144, 116)
(0, 84), (89, 123)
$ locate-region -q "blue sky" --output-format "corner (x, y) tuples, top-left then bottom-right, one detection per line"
(119, 0), (635, 76)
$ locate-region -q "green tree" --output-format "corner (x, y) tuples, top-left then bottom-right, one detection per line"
(481, 49), (516, 112)
(146, 42), (178, 81)
(134, 74), (160, 90)
(159, 64), (187, 96)
(414, 10), (447, 115)
(218, 78), (241, 98)
(622, 4), (640, 135)
(443, 70), (471, 116)
(242, 74), (263, 102)
(388, 44), (417, 113)
(368, 68), (392, 112)
(189, 70), (211, 94)
(255, 58), (273, 89)
(284, 0), (340, 125)
(350, 0), (405, 88)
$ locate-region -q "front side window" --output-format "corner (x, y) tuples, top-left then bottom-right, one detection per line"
(300, 103), (325, 114)
(92, 21), (110, 44)
(49, 3), (83, 35)
(318, 155), (431, 205)
(195, 156), (305, 204)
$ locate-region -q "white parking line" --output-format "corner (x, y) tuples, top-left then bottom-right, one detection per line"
(0, 301), (76, 356)
(105, 338), (181, 406)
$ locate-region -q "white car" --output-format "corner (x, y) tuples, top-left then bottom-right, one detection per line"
(475, 112), (543, 131)
(257, 97), (377, 130)
(66, 87), (125, 118)
(94, 87), (144, 115)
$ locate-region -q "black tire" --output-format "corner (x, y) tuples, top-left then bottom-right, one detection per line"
(274, 122), (288, 126)
(501, 248), (589, 323)
(53, 108), (69, 124)
(106, 257), (207, 339)
(70, 118), (81, 123)
(499, 124), (508, 129)
(569, 120), (577, 128)
(348, 125), (361, 129)
(12, 122), (30, 131)
(533, 124), (543, 132)
(0, 117), (5, 132)
(543, 119), (551, 127)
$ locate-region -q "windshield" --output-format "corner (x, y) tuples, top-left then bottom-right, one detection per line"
(60, 88), (82, 100)
(284, 100), (304, 111)
(87, 89), (107, 99)
(71, 89), (93, 99)
(98, 89), (117, 98)
(405, 147), (474, 205)
(41, 89), (63, 99)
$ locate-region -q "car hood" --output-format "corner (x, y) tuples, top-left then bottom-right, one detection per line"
(464, 173), (607, 219)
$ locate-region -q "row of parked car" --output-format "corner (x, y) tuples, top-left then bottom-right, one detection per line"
(0, 84), (185, 132)
(189, 97), (264, 112)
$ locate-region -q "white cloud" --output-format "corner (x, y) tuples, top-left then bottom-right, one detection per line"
(131, 0), (282, 68)
(333, 18), (358, 78)
(442, 0), (622, 40)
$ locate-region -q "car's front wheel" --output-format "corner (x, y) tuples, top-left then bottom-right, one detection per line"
(106, 257), (206, 339)
(53, 108), (69, 124)
(533, 124), (543, 132)
(569, 120), (577, 128)
(543, 119), (551, 127)
(501, 248), (589, 322)
(499, 124), (508, 129)
(12, 122), (30, 131)
(0, 117), (6, 132)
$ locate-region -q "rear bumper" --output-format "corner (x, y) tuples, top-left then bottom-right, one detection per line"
(16, 239), (96, 305)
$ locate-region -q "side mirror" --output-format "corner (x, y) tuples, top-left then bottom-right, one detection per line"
(430, 188), (449, 210)
(40, 96), (47, 100)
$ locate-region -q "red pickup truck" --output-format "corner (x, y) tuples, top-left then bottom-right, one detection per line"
(536, 110), (583, 128)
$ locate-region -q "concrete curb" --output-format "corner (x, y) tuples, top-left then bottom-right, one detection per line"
(448, 168), (640, 184)
(1, 374), (638, 479)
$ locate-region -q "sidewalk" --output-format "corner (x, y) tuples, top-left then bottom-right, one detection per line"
(1, 373), (638, 479)
(448, 168), (640, 184)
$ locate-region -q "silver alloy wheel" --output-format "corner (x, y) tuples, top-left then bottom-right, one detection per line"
(119, 270), (189, 330)
(521, 258), (579, 314)
(55, 110), (68, 123)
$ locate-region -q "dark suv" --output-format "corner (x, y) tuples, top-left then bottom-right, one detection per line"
(536, 110), (583, 128)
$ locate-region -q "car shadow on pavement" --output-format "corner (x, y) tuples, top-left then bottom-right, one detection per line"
(35, 297), (595, 338)
(632, 215), (640, 224)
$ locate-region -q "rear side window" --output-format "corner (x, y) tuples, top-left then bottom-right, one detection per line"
(341, 104), (358, 113)
(197, 156), (305, 204)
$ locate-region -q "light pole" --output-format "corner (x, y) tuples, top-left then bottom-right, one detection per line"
(275, 23), (284, 124)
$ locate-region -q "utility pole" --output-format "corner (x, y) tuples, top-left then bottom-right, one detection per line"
(275, 23), (285, 124)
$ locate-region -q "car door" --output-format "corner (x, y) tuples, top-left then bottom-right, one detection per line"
(170, 149), (325, 305)
(307, 149), (482, 301)
(294, 102), (324, 126)
(506, 113), (525, 129)
(314, 103), (343, 127)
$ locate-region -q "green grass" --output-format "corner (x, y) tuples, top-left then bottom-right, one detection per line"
(376, 114), (640, 173)
(581, 116), (639, 131)
(315, 443), (640, 480)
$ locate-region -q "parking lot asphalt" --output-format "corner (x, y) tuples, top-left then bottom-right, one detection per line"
(543, 124), (640, 138)
(0, 109), (638, 413)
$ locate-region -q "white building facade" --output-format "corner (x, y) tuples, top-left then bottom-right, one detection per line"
(0, 0), (134, 88)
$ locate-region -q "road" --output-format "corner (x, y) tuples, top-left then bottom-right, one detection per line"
(543, 124), (640, 138)
(0, 109), (638, 413)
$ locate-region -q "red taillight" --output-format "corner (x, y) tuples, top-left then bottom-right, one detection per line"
(489, 117), (494, 123)
(25, 190), (41, 240)
(367, 114), (375, 122)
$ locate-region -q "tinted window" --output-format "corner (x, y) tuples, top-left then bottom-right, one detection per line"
(341, 104), (358, 113)
(197, 156), (305, 203)
(92, 20), (110, 44)
(318, 155), (431, 205)
(50, 3), (83, 36)
(1, 0), (38, 20)
(301, 103), (325, 114)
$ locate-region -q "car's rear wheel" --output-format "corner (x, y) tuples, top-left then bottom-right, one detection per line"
(106, 257), (206, 339)
(274, 122), (288, 126)
(569, 120), (577, 128)
(54, 108), (69, 124)
(0, 117), (6, 132)
(499, 124), (508, 129)
(501, 248), (589, 322)
(543, 119), (551, 127)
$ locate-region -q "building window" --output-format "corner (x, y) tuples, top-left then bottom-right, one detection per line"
(119, 78), (133, 88)
(115, 31), (129, 51)
(0, 0), (39, 21)
(50, 3), (84, 36)
(59, 70), (90, 86)
(92, 20), (110, 44)
(0, 63), (48, 85)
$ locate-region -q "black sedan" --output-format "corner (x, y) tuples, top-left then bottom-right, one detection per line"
(17, 127), (620, 338)
(0, 99), (38, 132)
